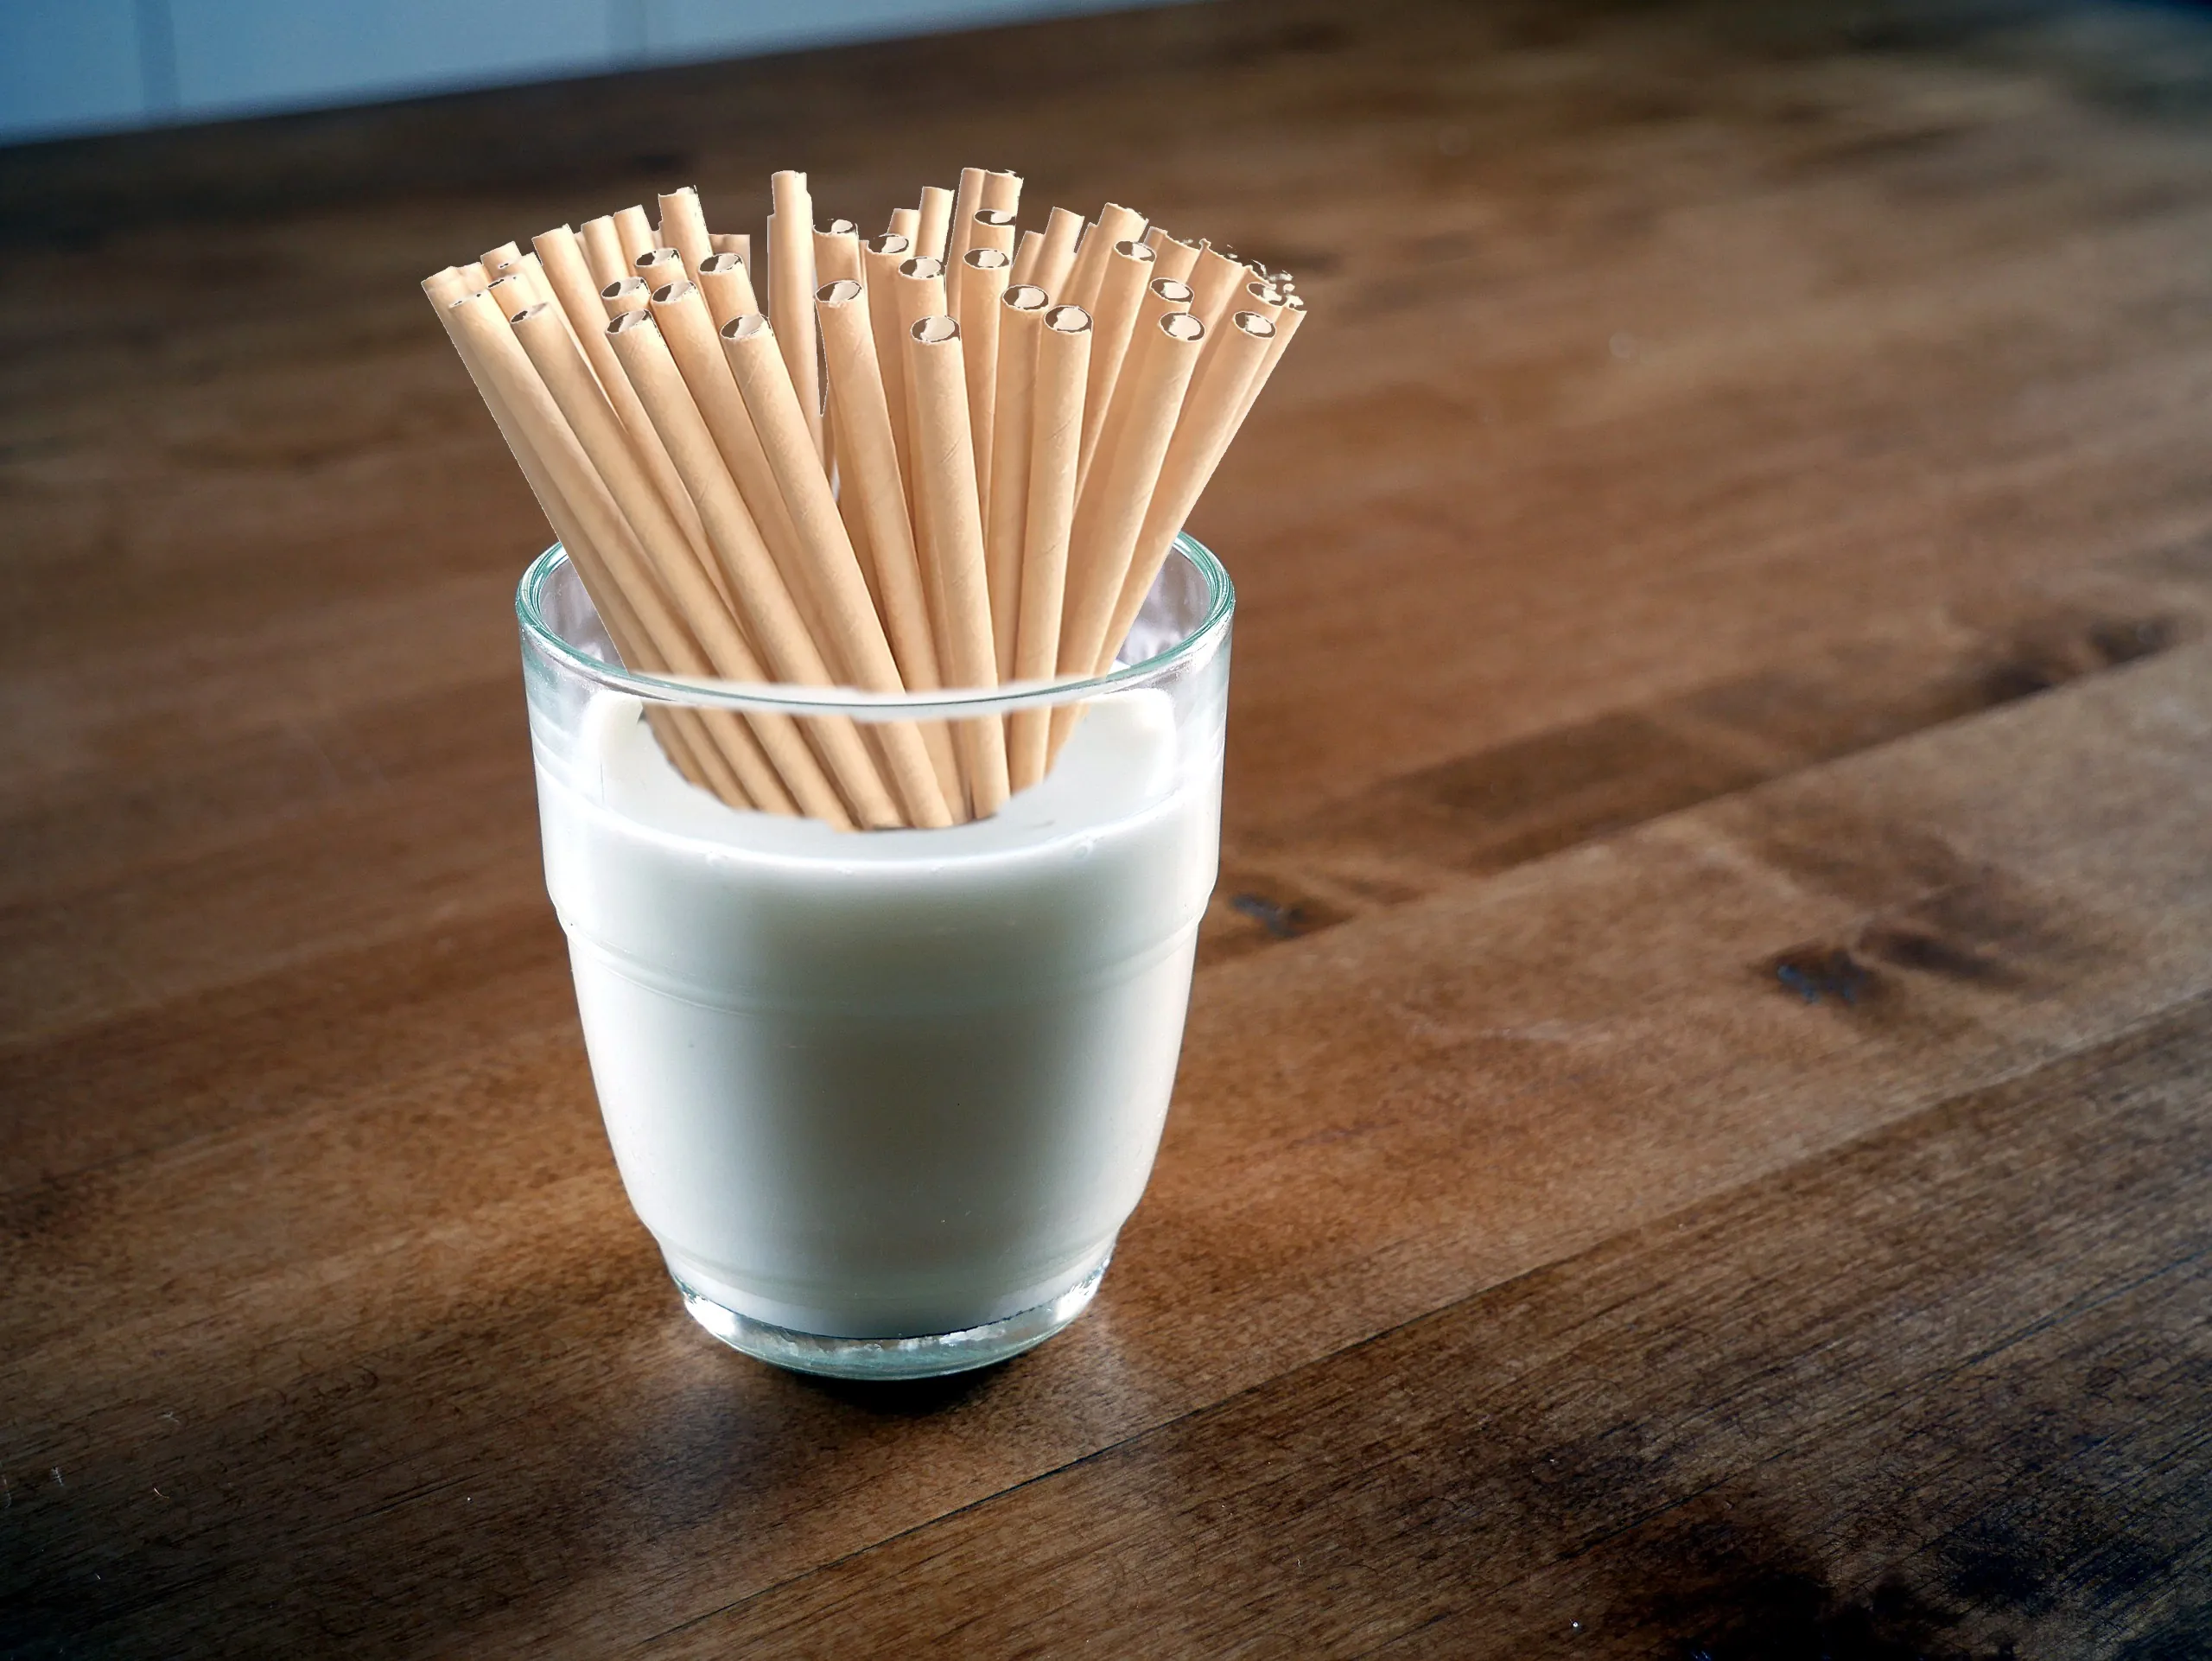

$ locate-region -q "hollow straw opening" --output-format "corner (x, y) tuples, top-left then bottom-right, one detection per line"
(518, 531), (1231, 721)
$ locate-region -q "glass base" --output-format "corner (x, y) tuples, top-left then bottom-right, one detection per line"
(674, 1253), (1112, 1380)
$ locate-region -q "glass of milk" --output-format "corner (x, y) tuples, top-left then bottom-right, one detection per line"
(517, 535), (1231, 1379)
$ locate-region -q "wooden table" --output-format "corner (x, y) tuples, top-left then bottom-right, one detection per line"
(7, 0), (2212, 1651)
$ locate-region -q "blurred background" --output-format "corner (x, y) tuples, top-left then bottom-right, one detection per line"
(0, 0), (1193, 146)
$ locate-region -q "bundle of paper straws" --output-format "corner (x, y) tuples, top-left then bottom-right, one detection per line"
(426, 168), (1303, 830)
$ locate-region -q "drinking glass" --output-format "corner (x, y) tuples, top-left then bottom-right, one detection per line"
(516, 534), (1232, 1378)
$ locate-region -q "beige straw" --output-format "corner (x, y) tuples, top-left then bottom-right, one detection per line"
(580, 216), (626, 289)
(636, 246), (686, 292)
(612, 205), (656, 269)
(452, 260), (492, 296)
(969, 208), (1017, 263)
(1010, 229), (1046, 288)
(891, 256), (952, 638)
(981, 168), (1022, 219)
(816, 279), (967, 810)
(1099, 308), (1277, 672)
(903, 315), (1011, 815)
(985, 285), (1050, 684)
(709, 232), (752, 270)
(602, 277), (651, 319)
(1007, 303), (1090, 788)
(607, 307), (907, 828)
(511, 300), (857, 827)
(861, 232), (916, 493)
(957, 248), (1013, 506)
(648, 282), (826, 649)
(945, 167), (988, 283)
(1065, 202), (1147, 312)
(887, 205), (919, 243)
(695, 251), (760, 328)
(1239, 277), (1287, 326)
(447, 290), (798, 814)
(1056, 309), (1206, 694)
(480, 239), (524, 274)
(914, 185), (954, 262)
(535, 225), (723, 595)
(1230, 290), (1305, 432)
(721, 313), (957, 827)
(1030, 207), (1084, 299)
(657, 187), (715, 277)
(767, 170), (824, 465)
(1076, 238), (1158, 483)
(429, 266), (740, 804)
(1149, 230), (1202, 285)
(1188, 243), (1249, 336)
(812, 220), (861, 287)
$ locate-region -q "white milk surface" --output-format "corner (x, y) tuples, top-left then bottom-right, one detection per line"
(537, 690), (1220, 1339)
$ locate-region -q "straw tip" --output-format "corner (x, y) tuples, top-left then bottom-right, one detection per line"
(724, 312), (772, 340)
(816, 277), (863, 306)
(911, 315), (959, 344)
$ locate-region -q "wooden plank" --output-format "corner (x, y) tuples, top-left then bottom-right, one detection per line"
(683, 990), (2212, 1657)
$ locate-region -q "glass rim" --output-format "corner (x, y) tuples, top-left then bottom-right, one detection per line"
(515, 531), (1234, 720)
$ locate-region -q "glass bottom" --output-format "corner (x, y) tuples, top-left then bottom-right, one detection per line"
(674, 1252), (1112, 1380)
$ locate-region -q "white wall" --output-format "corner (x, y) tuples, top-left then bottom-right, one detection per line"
(0, 0), (1192, 146)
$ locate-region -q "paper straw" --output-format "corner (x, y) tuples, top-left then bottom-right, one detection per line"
(985, 284), (1050, 684)
(817, 279), (967, 811)
(635, 246), (686, 293)
(1076, 238), (1158, 483)
(607, 307), (906, 828)
(887, 205), (919, 243)
(649, 282), (825, 650)
(816, 282), (950, 690)
(601, 277), (651, 319)
(969, 208), (1017, 263)
(1056, 309), (1205, 691)
(452, 260), (492, 296)
(1065, 202), (1147, 312)
(612, 205), (656, 269)
(695, 250), (760, 328)
(1030, 206), (1084, 299)
(892, 257), (953, 644)
(580, 216), (626, 289)
(709, 232), (752, 270)
(511, 300), (855, 827)
(1007, 303), (1090, 788)
(1099, 308), (1276, 671)
(914, 185), (954, 262)
(1010, 229), (1046, 287)
(981, 168), (1022, 220)
(721, 313), (957, 828)
(767, 170), (824, 465)
(945, 167), (988, 284)
(430, 267), (741, 805)
(1149, 230), (1202, 285)
(861, 232), (916, 494)
(1188, 242), (1249, 335)
(903, 315), (1011, 815)
(1239, 277), (1287, 326)
(957, 248), (1013, 506)
(1230, 290), (1305, 431)
(657, 186), (715, 277)
(535, 225), (723, 597)
(812, 219), (861, 287)
(447, 290), (797, 814)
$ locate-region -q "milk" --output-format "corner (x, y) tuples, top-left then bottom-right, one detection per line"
(535, 690), (1220, 1340)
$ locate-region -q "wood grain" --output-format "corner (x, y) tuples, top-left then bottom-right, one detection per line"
(4, 0), (2212, 1653)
